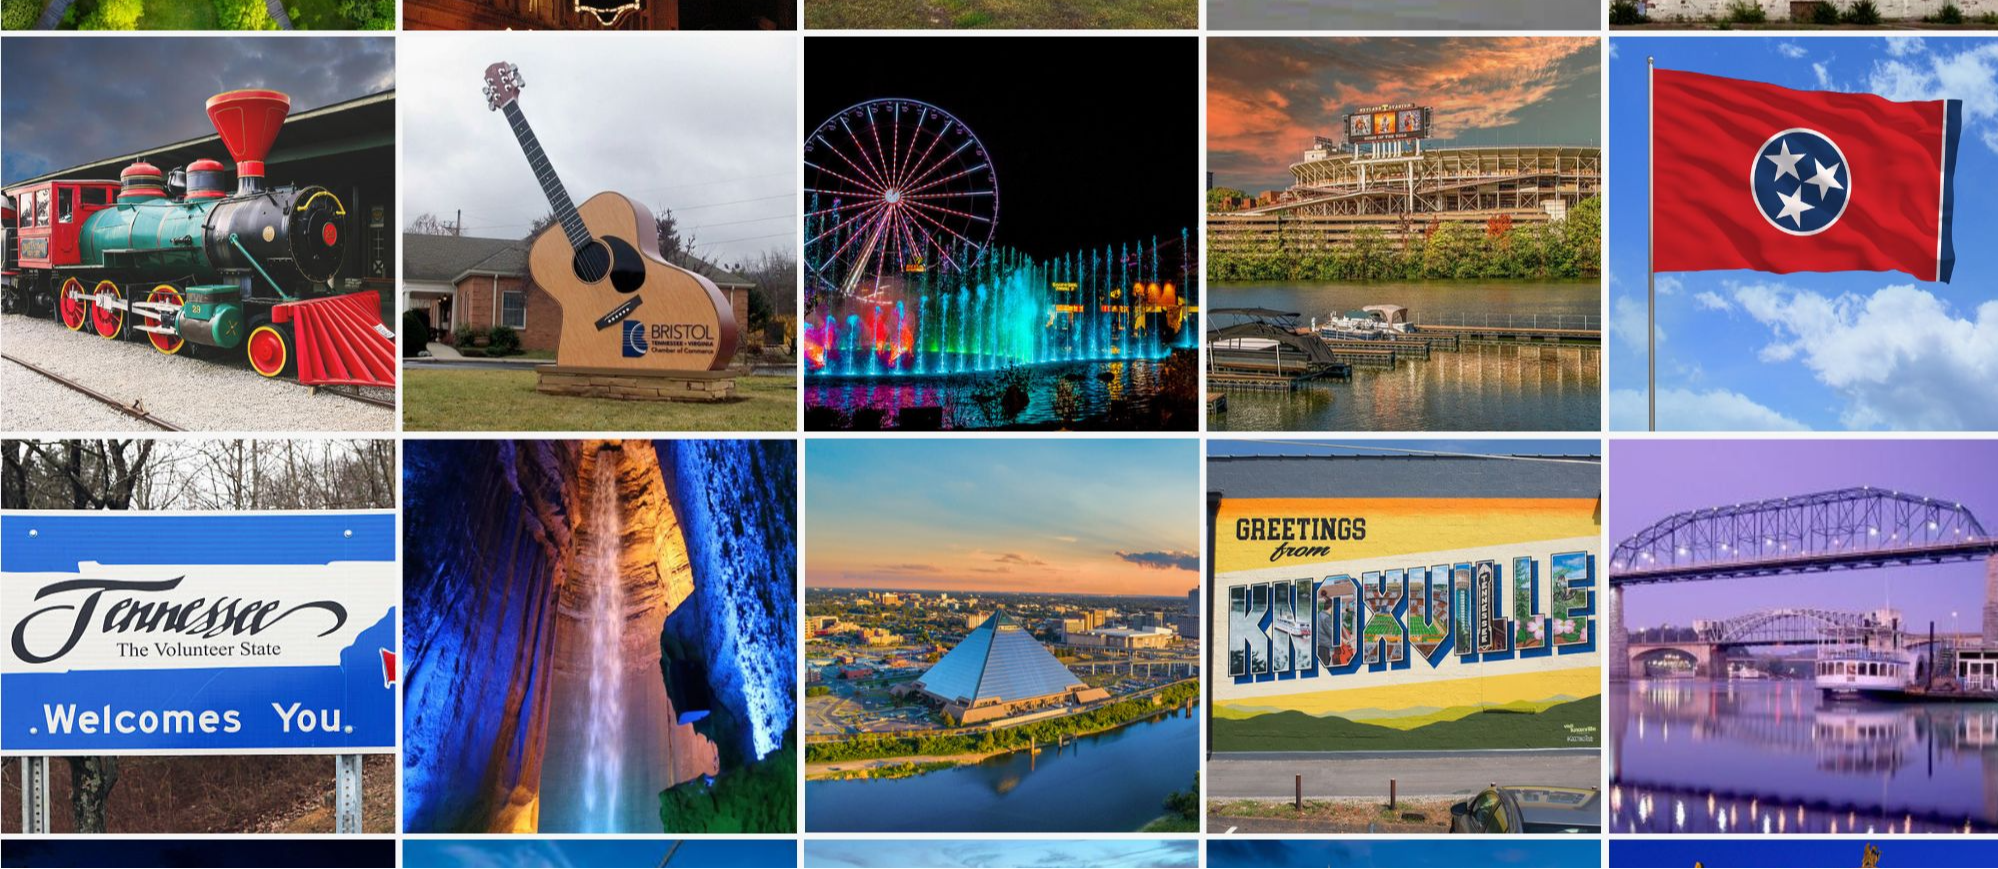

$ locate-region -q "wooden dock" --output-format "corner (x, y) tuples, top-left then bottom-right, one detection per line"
(1413, 324), (1602, 345)
(1207, 348), (1350, 390)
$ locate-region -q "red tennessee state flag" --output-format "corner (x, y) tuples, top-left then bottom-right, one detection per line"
(1653, 68), (1962, 283)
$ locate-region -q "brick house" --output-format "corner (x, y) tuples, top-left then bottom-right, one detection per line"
(402, 232), (754, 355)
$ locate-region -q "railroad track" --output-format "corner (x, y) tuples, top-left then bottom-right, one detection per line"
(2, 352), (186, 431)
(313, 385), (397, 410)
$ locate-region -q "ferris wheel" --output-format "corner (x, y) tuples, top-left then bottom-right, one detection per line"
(805, 99), (999, 298)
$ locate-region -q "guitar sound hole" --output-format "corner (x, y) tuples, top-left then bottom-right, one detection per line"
(572, 241), (613, 284)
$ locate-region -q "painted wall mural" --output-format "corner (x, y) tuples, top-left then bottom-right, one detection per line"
(1210, 498), (1601, 752)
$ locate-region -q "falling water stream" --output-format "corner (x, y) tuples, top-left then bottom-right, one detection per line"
(580, 457), (626, 832)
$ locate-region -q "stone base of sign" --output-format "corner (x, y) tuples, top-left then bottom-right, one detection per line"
(535, 365), (738, 402)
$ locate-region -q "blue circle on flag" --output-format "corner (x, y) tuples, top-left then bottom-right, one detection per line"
(1751, 128), (1850, 236)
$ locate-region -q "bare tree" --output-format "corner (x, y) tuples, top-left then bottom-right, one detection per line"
(409, 212), (460, 236)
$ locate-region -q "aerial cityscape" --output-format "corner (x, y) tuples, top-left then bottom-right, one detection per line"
(804, 439), (1201, 833)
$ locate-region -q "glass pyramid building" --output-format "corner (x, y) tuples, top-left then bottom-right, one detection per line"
(911, 612), (1100, 724)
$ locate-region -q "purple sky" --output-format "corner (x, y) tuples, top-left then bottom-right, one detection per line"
(1609, 440), (1998, 631)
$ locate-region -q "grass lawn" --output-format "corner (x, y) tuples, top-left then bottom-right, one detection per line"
(404, 367), (796, 432)
(137, 0), (220, 28)
(806, 0), (1195, 28)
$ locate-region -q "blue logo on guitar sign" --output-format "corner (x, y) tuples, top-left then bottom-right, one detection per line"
(1, 511), (397, 755)
(622, 319), (650, 357)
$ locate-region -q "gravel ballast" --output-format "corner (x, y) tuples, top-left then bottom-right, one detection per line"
(1, 313), (395, 433)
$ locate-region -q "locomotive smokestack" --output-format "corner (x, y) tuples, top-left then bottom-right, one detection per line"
(205, 89), (291, 196)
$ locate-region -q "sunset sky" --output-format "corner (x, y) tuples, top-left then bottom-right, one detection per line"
(806, 440), (1199, 597)
(1206, 37), (1600, 193)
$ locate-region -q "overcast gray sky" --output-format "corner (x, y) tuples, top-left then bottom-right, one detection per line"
(2, 36), (394, 185)
(400, 32), (797, 269)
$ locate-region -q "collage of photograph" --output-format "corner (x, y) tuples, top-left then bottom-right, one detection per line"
(0, 3), (1996, 869)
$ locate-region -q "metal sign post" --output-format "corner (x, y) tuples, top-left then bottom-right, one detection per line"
(335, 754), (363, 833)
(20, 756), (48, 833)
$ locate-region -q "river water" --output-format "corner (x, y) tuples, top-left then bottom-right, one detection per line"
(1209, 280), (1600, 432)
(1610, 679), (1998, 833)
(806, 708), (1198, 832)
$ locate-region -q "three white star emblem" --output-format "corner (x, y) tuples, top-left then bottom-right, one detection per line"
(1774, 187), (1815, 227)
(1803, 158), (1844, 200)
(1763, 140), (1806, 181)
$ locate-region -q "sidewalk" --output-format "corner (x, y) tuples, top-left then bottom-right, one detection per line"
(417, 342), (546, 366)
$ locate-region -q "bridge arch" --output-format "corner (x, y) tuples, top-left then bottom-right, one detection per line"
(1611, 487), (1993, 585)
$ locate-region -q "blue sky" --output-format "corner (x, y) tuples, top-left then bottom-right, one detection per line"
(1209, 839), (1602, 869)
(1613, 838), (1995, 868)
(402, 839), (795, 868)
(804, 839), (1197, 868)
(1608, 36), (1998, 431)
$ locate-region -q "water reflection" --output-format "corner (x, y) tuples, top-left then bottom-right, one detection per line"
(1209, 281), (1600, 431)
(1610, 679), (1998, 833)
(806, 708), (1197, 833)
(806, 358), (1181, 429)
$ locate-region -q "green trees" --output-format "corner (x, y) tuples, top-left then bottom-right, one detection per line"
(78, 0), (146, 29)
(3, 0), (41, 29)
(213, 0), (278, 29)
(806, 680), (1199, 764)
(1208, 196), (1602, 283)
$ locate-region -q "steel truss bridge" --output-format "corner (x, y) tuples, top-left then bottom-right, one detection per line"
(1695, 608), (1882, 647)
(1242, 145), (1601, 217)
(1611, 487), (1998, 586)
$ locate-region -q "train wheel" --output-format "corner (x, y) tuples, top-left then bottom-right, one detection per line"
(246, 322), (294, 378)
(58, 278), (89, 331)
(90, 280), (123, 340)
(144, 285), (185, 355)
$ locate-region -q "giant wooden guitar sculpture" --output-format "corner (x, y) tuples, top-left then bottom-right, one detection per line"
(484, 62), (737, 372)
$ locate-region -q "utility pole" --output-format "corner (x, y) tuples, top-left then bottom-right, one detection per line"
(454, 209), (462, 237)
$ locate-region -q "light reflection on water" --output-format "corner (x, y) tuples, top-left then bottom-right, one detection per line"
(1610, 679), (1998, 833)
(1208, 281), (1601, 432)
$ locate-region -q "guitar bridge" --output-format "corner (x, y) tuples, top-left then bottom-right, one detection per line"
(594, 296), (644, 331)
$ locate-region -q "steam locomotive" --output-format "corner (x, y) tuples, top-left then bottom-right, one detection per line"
(1, 90), (394, 386)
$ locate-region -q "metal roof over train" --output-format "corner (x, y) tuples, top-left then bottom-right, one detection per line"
(3, 90), (394, 192)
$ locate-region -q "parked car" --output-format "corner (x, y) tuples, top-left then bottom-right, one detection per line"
(1449, 785), (1602, 834)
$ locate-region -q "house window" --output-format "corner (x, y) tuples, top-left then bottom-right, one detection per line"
(501, 289), (527, 329)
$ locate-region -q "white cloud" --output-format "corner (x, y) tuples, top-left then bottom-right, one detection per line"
(1777, 42), (1810, 60)
(1867, 41), (1998, 153)
(1610, 295), (1662, 356)
(1656, 275), (1682, 296)
(1694, 291), (1733, 312)
(1609, 388), (1810, 431)
(1885, 37), (1927, 59)
(1727, 281), (1998, 430)
(1813, 62), (1839, 92)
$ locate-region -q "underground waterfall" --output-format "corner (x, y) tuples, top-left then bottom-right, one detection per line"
(399, 439), (797, 834)
(580, 456), (627, 833)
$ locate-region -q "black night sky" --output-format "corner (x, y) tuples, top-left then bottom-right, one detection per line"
(807, 36), (1198, 261)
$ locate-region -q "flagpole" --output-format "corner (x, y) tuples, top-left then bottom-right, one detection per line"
(1647, 56), (1657, 432)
